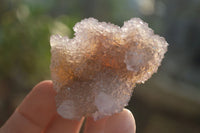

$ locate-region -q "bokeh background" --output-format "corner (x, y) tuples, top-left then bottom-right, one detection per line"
(0, 0), (200, 132)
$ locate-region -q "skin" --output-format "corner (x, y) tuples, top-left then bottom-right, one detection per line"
(0, 80), (136, 133)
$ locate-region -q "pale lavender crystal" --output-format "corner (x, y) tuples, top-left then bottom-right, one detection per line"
(50, 18), (168, 120)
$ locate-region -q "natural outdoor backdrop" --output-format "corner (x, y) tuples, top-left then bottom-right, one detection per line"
(0, 0), (200, 133)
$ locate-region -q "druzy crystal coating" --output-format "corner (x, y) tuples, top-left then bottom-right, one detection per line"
(50, 18), (168, 120)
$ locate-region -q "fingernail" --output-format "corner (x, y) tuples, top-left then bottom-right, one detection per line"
(84, 116), (109, 133)
(104, 109), (136, 133)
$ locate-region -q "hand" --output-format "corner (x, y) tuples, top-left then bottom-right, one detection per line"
(0, 80), (136, 133)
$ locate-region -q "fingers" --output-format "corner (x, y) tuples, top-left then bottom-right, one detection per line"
(18, 80), (57, 130)
(0, 111), (42, 133)
(84, 109), (136, 133)
(44, 114), (84, 133)
(1, 80), (57, 133)
(0, 80), (136, 133)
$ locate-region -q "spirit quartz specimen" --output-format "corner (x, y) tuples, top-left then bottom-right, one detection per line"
(50, 18), (168, 120)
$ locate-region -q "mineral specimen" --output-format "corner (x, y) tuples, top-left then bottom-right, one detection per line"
(50, 18), (168, 120)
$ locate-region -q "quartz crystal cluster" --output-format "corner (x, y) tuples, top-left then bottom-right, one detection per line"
(50, 18), (168, 120)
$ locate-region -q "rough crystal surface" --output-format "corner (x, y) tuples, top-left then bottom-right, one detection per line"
(50, 18), (168, 120)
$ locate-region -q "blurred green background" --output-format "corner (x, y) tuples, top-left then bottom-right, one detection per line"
(0, 0), (200, 132)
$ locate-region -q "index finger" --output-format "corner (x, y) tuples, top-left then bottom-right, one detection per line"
(1, 80), (57, 133)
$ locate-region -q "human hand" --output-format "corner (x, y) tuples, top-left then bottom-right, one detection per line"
(0, 80), (136, 133)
